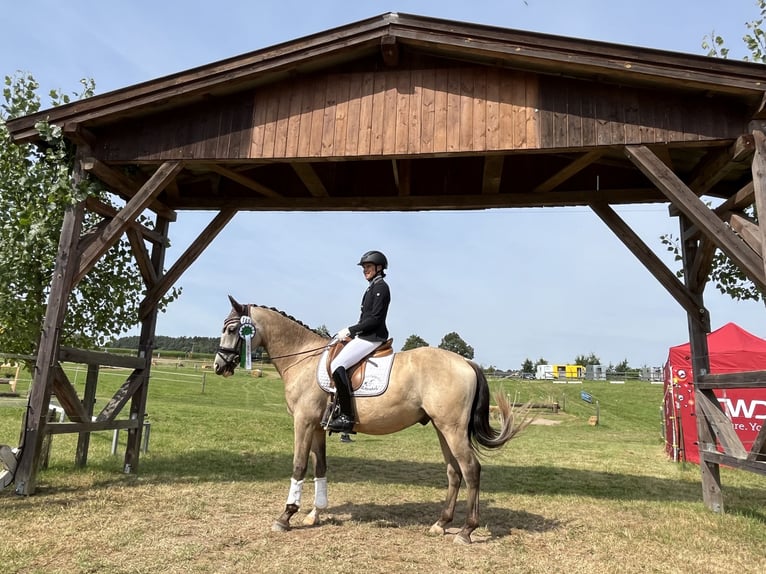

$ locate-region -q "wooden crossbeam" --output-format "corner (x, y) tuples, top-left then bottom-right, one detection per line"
(139, 208), (237, 319)
(392, 159), (411, 196)
(626, 145), (766, 292)
(686, 136), (754, 196)
(126, 227), (159, 287)
(697, 371), (766, 389)
(696, 390), (748, 459)
(82, 157), (177, 222)
(51, 366), (89, 423)
(590, 202), (709, 328)
(533, 149), (603, 193)
(75, 161), (184, 286)
(95, 369), (146, 423)
(481, 155), (504, 194)
(205, 164), (283, 198)
(292, 163), (328, 197)
(85, 197), (165, 244)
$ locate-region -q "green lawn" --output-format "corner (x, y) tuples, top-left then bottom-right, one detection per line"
(0, 363), (764, 574)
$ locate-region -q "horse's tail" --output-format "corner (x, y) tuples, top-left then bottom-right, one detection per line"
(467, 361), (533, 453)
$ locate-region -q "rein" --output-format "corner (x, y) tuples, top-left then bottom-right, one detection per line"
(216, 308), (330, 372)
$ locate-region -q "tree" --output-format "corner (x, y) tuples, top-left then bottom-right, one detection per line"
(683, 0), (766, 303)
(521, 357), (535, 373)
(438, 332), (474, 359)
(401, 334), (429, 351)
(314, 324), (331, 338)
(574, 352), (601, 366)
(535, 357), (548, 367)
(0, 72), (179, 356)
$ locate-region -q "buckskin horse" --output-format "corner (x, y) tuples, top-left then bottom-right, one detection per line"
(213, 296), (529, 544)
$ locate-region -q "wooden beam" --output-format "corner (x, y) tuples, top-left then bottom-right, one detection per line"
(686, 136), (754, 196)
(380, 35), (399, 67)
(139, 208), (237, 319)
(82, 157), (177, 222)
(392, 159), (411, 196)
(533, 149), (603, 193)
(85, 196), (165, 244)
(722, 211), (762, 257)
(626, 145), (766, 293)
(590, 202), (709, 328)
(697, 371), (766, 389)
(177, 187), (666, 210)
(292, 163), (328, 197)
(696, 391), (748, 459)
(687, 236), (716, 290)
(51, 367), (89, 423)
(126, 227), (159, 287)
(205, 164), (283, 198)
(14, 202), (85, 495)
(481, 155), (504, 194)
(59, 346), (146, 369)
(94, 370), (146, 423)
(748, 421), (766, 461)
(750, 130), (766, 284)
(75, 161), (184, 285)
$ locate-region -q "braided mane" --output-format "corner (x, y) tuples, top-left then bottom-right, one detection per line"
(254, 304), (324, 336)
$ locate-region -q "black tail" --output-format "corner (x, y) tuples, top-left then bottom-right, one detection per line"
(467, 362), (531, 454)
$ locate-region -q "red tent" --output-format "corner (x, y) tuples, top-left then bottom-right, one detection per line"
(663, 323), (766, 463)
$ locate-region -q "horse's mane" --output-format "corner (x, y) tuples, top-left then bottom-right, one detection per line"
(253, 304), (326, 337)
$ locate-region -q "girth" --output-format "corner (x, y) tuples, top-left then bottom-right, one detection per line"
(326, 338), (393, 391)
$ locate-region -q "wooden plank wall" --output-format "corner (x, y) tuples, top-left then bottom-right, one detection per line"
(100, 66), (748, 162)
(249, 68), (540, 158)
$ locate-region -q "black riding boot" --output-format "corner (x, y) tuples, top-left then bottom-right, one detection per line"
(327, 367), (356, 433)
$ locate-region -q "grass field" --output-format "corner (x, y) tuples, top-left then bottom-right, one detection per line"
(1, 362), (765, 574)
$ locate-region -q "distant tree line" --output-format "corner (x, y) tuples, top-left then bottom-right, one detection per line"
(109, 335), (220, 355)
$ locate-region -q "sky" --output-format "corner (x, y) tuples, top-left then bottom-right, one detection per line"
(3, 0), (766, 370)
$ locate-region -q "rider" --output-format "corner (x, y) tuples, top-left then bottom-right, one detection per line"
(326, 250), (391, 433)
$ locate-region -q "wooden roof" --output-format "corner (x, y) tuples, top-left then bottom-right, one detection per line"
(7, 12), (766, 213)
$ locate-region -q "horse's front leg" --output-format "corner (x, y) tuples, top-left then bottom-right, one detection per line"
(272, 418), (316, 532)
(303, 428), (328, 527)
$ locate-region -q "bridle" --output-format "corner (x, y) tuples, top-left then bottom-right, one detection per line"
(215, 306), (332, 373)
(215, 308), (250, 372)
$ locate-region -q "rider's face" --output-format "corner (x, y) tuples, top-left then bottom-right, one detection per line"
(362, 263), (377, 280)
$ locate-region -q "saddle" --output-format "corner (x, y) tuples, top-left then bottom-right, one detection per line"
(326, 338), (393, 391)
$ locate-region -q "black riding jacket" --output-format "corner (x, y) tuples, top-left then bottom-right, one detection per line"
(348, 274), (390, 342)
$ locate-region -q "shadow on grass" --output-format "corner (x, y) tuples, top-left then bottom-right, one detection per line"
(14, 448), (760, 515)
(329, 500), (561, 538)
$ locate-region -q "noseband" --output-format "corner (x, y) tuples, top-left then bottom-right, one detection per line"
(216, 309), (252, 370)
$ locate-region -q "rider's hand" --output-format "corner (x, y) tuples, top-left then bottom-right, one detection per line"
(336, 327), (351, 340)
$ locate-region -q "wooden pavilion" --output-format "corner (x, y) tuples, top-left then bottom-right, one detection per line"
(5, 12), (766, 509)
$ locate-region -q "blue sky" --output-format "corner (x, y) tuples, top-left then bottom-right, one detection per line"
(3, 1), (766, 369)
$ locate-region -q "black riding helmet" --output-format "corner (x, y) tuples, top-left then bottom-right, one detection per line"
(358, 250), (388, 269)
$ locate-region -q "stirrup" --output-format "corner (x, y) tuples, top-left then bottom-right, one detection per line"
(325, 414), (356, 434)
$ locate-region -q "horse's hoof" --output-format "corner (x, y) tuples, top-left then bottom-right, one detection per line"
(303, 509), (320, 527)
(453, 533), (472, 545)
(429, 523), (445, 536)
(271, 521), (290, 532)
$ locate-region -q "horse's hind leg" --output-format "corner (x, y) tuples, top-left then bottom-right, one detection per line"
(431, 429), (481, 544)
(429, 427), (463, 537)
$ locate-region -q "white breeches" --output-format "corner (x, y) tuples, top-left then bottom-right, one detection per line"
(330, 337), (381, 372)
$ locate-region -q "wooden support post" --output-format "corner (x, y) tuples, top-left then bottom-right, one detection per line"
(15, 202), (84, 495)
(75, 364), (100, 467)
(123, 217), (170, 474)
(679, 215), (722, 512)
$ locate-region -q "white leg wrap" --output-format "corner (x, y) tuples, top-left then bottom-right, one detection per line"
(286, 477), (304, 506)
(314, 477), (328, 509)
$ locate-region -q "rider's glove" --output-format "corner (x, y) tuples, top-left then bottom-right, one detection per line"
(336, 327), (351, 340)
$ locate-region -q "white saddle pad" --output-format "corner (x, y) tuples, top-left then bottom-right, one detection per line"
(316, 348), (395, 397)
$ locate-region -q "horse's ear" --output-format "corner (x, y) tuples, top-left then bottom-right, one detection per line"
(228, 295), (245, 314)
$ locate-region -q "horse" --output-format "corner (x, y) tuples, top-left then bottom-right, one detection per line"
(213, 296), (530, 544)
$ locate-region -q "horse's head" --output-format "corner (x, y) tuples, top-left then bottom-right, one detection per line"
(214, 295), (262, 377)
